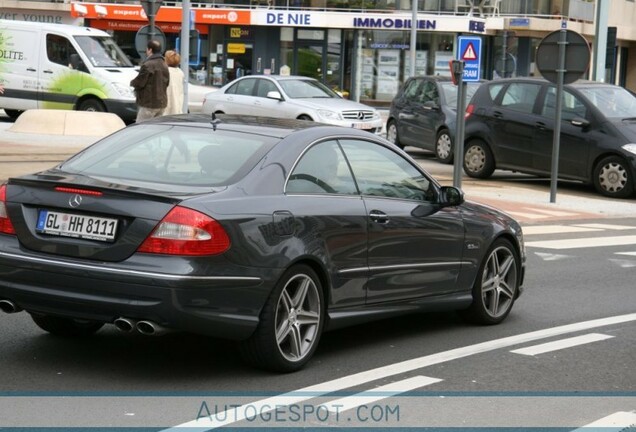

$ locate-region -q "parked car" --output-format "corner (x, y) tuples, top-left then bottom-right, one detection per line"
(387, 76), (484, 163)
(0, 114), (525, 372)
(202, 75), (384, 135)
(186, 80), (217, 113)
(463, 78), (636, 198)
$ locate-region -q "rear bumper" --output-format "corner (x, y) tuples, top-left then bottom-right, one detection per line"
(0, 237), (272, 340)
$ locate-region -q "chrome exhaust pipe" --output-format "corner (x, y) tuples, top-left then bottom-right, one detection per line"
(0, 299), (22, 314)
(136, 320), (168, 336)
(113, 317), (136, 333)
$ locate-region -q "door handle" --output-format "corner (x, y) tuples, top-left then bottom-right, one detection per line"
(43, 70), (54, 74)
(27, 67), (37, 72)
(535, 121), (547, 130)
(369, 210), (389, 224)
(493, 111), (504, 119)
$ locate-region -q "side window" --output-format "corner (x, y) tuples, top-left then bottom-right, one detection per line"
(420, 81), (439, 104)
(403, 79), (423, 103)
(287, 141), (358, 195)
(235, 78), (257, 96)
(339, 139), (433, 202)
(500, 83), (541, 114)
(256, 79), (277, 98)
(541, 87), (588, 120)
(488, 83), (505, 101)
(46, 34), (78, 68)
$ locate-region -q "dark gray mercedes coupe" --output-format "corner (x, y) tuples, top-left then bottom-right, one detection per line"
(0, 114), (525, 372)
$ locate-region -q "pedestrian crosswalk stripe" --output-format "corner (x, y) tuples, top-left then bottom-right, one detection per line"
(523, 225), (601, 235)
(615, 251), (636, 256)
(573, 411), (636, 430)
(507, 211), (550, 219)
(526, 235), (636, 249)
(522, 208), (579, 217)
(575, 223), (636, 230)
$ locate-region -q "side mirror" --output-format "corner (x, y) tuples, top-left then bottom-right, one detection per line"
(439, 186), (464, 207)
(266, 91), (283, 101)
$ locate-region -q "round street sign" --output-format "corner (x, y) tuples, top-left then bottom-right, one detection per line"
(135, 25), (166, 59)
(536, 29), (590, 84)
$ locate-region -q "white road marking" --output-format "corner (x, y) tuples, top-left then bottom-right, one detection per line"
(534, 252), (574, 261)
(523, 208), (579, 217)
(575, 224), (636, 231)
(322, 375), (442, 413)
(507, 211), (549, 220)
(609, 259), (636, 268)
(572, 411), (636, 430)
(162, 313), (636, 431)
(616, 252), (636, 256)
(510, 333), (614, 356)
(526, 235), (636, 249)
(523, 225), (601, 236)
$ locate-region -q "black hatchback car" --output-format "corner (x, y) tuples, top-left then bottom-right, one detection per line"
(387, 76), (483, 163)
(463, 78), (636, 199)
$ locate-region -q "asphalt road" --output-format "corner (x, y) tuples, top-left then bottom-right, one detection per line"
(1, 215), (635, 429)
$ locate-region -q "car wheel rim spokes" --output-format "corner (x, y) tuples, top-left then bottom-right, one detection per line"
(481, 246), (517, 318)
(465, 146), (485, 172)
(437, 134), (451, 158)
(599, 163), (627, 193)
(275, 274), (321, 362)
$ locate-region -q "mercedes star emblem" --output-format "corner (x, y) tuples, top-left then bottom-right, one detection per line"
(69, 194), (83, 208)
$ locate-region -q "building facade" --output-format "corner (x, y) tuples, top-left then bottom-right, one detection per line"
(1, 0), (635, 106)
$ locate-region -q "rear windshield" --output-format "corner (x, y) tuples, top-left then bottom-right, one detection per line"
(61, 124), (277, 186)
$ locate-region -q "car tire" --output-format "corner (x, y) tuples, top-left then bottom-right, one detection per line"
(386, 120), (405, 149)
(593, 155), (634, 198)
(460, 238), (520, 325)
(31, 314), (104, 337)
(435, 129), (453, 164)
(239, 264), (324, 372)
(463, 140), (495, 179)
(77, 98), (106, 113)
(4, 109), (23, 120)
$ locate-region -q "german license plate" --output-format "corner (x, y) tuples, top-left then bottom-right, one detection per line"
(352, 122), (373, 130)
(36, 210), (118, 242)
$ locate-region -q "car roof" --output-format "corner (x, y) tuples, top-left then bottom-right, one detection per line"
(237, 75), (316, 82)
(482, 77), (621, 89)
(134, 113), (373, 139)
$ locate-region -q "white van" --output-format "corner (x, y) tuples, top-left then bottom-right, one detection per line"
(0, 20), (138, 122)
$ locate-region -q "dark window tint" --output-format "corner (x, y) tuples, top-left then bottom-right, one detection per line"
(500, 83), (541, 114)
(46, 34), (79, 68)
(61, 125), (276, 187)
(541, 87), (588, 120)
(420, 81), (439, 104)
(234, 78), (257, 96)
(287, 141), (357, 195)
(256, 79), (278, 98)
(403, 79), (423, 103)
(339, 139), (434, 202)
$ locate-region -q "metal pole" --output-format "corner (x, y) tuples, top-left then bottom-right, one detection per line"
(181, 0), (191, 114)
(149, 0), (156, 41)
(410, 0), (417, 77)
(501, 30), (508, 77)
(549, 28), (567, 203)
(453, 64), (466, 189)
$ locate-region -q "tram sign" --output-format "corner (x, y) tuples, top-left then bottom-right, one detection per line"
(457, 36), (482, 82)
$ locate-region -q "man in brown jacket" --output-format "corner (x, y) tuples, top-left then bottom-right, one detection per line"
(130, 40), (170, 122)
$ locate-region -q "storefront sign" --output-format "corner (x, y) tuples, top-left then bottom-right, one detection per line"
(353, 17), (436, 30)
(227, 43), (246, 54)
(72, 3), (250, 25)
(229, 27), (252, 39)
(0, 9), (77, 25)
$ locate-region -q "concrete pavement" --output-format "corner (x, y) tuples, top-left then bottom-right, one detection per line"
(1, 110), (634, 224)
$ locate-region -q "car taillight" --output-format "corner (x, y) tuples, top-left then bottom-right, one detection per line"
(137, 206), (230, 256)
(0, 184), (16, 235)
(465, 104), (475, 119)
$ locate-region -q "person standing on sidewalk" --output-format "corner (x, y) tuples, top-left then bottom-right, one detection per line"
(130, 40), (169, 122)
(163, 49), (185, 115)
